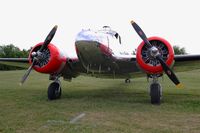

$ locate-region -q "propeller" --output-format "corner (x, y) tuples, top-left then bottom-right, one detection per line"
(130, 20), (182, 87)
(20, 25), (58, 85)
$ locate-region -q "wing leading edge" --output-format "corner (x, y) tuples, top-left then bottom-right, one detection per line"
(0, 58), (29, 63)
(174, 54), (200, 62)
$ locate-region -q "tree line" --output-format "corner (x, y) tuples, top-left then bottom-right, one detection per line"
(0, 44), (30, 58)
(0, 44), (30, 70)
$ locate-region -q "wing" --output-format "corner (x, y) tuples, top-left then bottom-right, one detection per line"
(174, 54), (200, 62)
(0, 58), (29, 62)
(0, 58), (29, 69)
(174, 54), (200, 72)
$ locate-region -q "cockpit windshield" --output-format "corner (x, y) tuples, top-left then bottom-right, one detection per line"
(76, 26), (122, 45)
(101, 26), (122, 44)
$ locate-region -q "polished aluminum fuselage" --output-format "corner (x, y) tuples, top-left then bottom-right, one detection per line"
(74, 28), (140, 78)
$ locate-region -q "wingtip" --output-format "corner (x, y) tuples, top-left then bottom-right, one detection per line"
(176, 83), (184, 88)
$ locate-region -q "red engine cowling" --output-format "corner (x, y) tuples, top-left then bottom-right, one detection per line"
(136, 36), (174, 74)
(29, 42), (67, 74)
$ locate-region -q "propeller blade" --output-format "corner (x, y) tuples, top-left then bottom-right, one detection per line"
(156, 55), (182, 87)
(131, 20), (152, 47)
(39, 25), (58, 52)
(20, 25), (58, 85)
(20, 59), (36, 85)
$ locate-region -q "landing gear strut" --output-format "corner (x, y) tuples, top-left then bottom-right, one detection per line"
(48, 80), (62, 100)
(149, 75), (162, 104)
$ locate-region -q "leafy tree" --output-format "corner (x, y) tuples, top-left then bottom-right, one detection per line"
(0, 44), (29, 58)
(0, 44), (30, 70)
(173, 45), (187, 55)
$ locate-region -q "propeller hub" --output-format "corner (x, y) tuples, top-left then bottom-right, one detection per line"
(31, 52), (37, 58)
(150, 46), (159, 58)
(31, 51), (43, 62)
(36, 51), (43, 59)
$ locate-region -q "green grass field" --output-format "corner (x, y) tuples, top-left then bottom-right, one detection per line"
(0, 67), (200, 133)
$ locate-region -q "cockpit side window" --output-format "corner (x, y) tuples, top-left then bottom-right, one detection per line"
(114, 33), (119, 39)
(114, 33), (121, 44)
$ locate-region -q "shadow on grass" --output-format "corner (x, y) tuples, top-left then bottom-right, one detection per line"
(61, 82), (150, 105)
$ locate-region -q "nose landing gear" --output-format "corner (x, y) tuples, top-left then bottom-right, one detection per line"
(148, 75), (162, 104)
(48, 80), (62, 100)
(150, 82), (162, 104)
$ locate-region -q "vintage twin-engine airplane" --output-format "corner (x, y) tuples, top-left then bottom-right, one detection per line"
(1, 20), (200, 104)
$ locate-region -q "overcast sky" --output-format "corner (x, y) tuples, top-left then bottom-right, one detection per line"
(0, 0), (199, 57)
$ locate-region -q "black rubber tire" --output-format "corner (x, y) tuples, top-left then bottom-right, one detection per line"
(150, 83), (161, 104)
(48, 82), (61, 100)
(125, 79), (131, 83)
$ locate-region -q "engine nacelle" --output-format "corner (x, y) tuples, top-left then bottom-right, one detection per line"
(29, 42), (67, 74)
(136, 37), (174, 74)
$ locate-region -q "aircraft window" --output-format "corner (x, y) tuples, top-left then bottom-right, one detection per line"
(119, 35), (121, 44)
(114, 33), (119, 39)
(114, 33), (121, 44)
